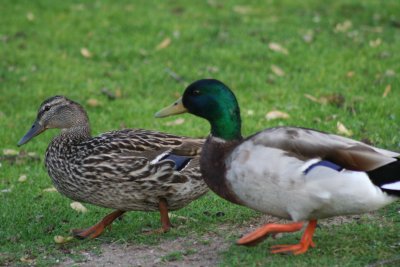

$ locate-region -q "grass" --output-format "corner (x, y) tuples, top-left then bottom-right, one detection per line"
(1, 0), (399, 266)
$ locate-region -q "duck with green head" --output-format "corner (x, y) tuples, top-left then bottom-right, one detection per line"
(156, 79), (400, 255)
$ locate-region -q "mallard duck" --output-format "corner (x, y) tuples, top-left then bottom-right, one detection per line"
(18, 96), (208, 239)
(155, 79), (400, 255)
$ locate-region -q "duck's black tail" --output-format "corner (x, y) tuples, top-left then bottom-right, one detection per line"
(367, 159), (400, 197)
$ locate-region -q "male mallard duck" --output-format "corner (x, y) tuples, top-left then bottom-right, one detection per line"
(156, 79), (400, 255)
(18, 96), (208, 239)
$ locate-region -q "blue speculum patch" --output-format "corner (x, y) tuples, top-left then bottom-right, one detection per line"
(304, 160), (343, 174)
(161, 154), (191, 171)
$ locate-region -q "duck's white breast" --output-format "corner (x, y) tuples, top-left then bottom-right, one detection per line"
(225, 140), (396, 221)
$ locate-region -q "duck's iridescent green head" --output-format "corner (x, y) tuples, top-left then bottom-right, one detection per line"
(156, 79), (242, 141)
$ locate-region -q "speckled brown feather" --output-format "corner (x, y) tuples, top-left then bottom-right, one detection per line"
(45, 129), (208, 211)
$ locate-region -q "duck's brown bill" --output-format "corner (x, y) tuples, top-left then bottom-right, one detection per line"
(155, 97), (188, 118)
(17, 120), (45, 146)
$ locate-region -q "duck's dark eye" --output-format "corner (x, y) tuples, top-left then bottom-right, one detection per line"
(192, 90), (201, 96)
(44, 105), (51, 111)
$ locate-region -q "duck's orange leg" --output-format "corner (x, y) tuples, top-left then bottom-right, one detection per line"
(72, 210), (125, 239)
(159, 198), (172, 232)
(270, 220), (317, 255)
(237, 222), (304, 246)
(143, 198), (172, 234)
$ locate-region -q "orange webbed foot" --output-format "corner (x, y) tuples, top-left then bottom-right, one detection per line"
(72, 210), (125, 239)
(143, 198), (172, 235)
(237, 222), (304, 246)
(72, 225), (106, 239)
(270, 220), (317, 255)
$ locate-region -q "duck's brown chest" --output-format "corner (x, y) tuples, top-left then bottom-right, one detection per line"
(200, 137), (243, 205)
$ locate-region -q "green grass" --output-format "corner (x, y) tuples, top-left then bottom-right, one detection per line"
(1, 0), (400, 266)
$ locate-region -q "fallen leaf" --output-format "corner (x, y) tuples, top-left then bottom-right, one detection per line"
(313, 15), (321, 23)
(70, 202), (88, 213)
(86, 98), (101, 107)
(233, 5), (254, 15)
(304, 94), (320, 103)
(271, 65), (285, 77)
(337, 121), (353, 136)
(80, 48), (92, 58)
(346, 71), (355, 78)
(325, 114), (337, 121)
(54, 235), (73, 244)
(139, 49), (149, 57)
(321, 94), (345, 107)
(156, 37), (171, 50)
(246, 109), (254, 116)
(20, 256), (35, 264)
(382, 85), (391, 98)
(18, 175), (27, 182)
(26, 12), (35, 21)
(334, 20), (352, 33)
(165, 118), (185, 126)
(302, 30), (314, 43)
(101, 88), (117, 100)
(1, 188), (12, 193)
(369, 38), (382, 48)
(43, 187), (58, 192)
(347, 30), (359, 39)
(206, 66), (219, 73)
(3, 149), (18, 155)
(268, 42), (289, 55)
(173, 30), (180, 38)
(304, 93), (345, 107)
(115, 88), (122, 98)
(384, 69), (395, 77)
(168, 212), (198, 222)
(266, 110), (290, 120)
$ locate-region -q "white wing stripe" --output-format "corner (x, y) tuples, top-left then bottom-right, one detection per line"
(381, 181), (400, 191)
(150, 151), (170, 165)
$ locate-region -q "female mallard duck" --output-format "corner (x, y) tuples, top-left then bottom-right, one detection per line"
(18, 96), (208, 239)
(156, 79), (400, 255)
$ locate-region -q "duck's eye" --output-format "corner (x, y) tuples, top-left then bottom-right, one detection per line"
(44, 105), (51, 111)
(192, 90), (201, 96)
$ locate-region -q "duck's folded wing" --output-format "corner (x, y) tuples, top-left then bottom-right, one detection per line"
(249, 127), (399, 171)
(77, 129), (203, 181)
(170, 139), (203, 157)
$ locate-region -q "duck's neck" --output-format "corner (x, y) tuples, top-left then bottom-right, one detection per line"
(200, 135), (243, 205)
(209, 107), (242, 141)
(60, 125), (91, 143)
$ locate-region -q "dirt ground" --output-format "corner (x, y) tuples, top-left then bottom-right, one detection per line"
(59, 213), (368, 267)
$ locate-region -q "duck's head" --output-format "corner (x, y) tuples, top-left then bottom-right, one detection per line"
(18, 96), (89, 146)
(156, 79), (242, 140)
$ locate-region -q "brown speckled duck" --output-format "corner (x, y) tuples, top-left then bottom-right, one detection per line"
(18, 96), (208, 239)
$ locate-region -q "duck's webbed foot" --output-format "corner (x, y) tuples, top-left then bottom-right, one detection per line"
(72, 210), (125, 239)
(143, 198), (172, 235)
(270, 220), (317, 255)
(237, 222), (304, 246)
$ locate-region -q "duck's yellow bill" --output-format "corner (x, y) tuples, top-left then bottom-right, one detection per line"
(155, 97), (188, 118)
